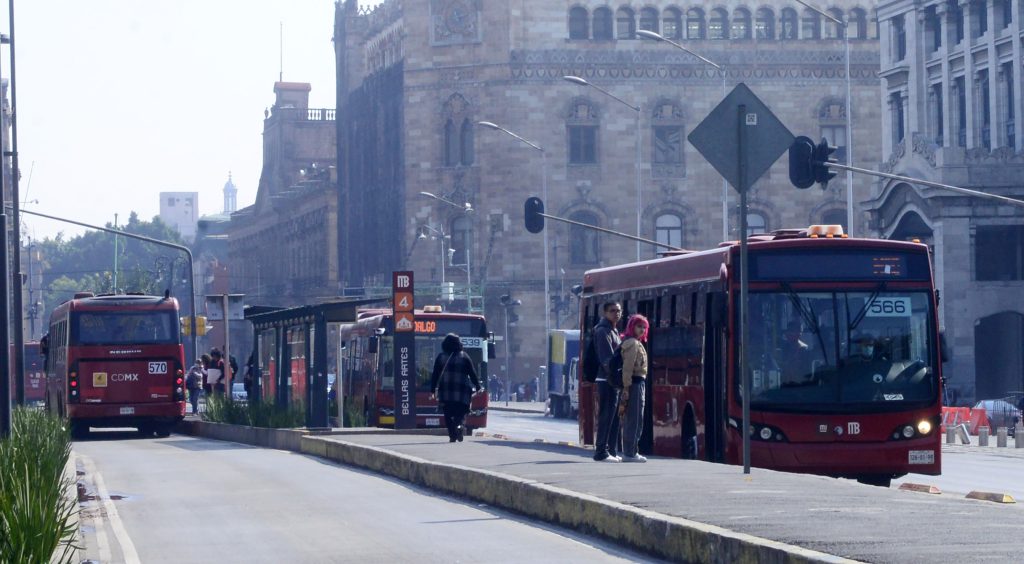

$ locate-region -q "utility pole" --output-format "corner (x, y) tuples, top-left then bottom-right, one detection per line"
(8, 0), (25, 405)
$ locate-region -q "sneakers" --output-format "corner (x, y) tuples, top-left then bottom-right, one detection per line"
(594, 452), (621, 462)
(621, 454), (647, 463)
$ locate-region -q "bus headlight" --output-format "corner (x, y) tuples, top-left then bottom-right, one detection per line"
(759, 427), (773, 440)
(917, 420), (932, 435)
(902, 425), (915, 439)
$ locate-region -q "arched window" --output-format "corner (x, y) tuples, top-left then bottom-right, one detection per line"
(824, 8), (844, 39)
(639, 7), (659, 33)
(821, 209), (848, 232)
(849, 8), (867, 39)
(569, 211), (601, 264)
(746, 212), (767, 237)
(444, 119), (458, 166)
(780, 8), (798, 39)
(755, 8), (775, 39)
(569, 6), (590, 39)
(663, 7), (683, 39)
(655, 214), (683, 251)
(567, 98), (599, 164)
(732, 8), (752, 39)
(617, 7), (636, 39)
(593, 7), (614, 40)
(460, 118), (474, 166)
(687, 8), (706, 39)
(709, 8), (729, 39)
(801, 8), (821, 39)
(450, 216), (472, 266)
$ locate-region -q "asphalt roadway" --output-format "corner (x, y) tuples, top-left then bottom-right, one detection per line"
(315, 432), (1024, 563)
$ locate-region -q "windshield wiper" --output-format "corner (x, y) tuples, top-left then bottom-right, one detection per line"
(847, 282), (888, 337)
(782, 283), (829, 366)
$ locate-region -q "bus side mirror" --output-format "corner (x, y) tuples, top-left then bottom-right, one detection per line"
(39, 334), (49, 359)
(368, 336), (379, 354)
(488, 342), (497, 360)
(939, 330), (950, 364)
(709, 292), (728, 328)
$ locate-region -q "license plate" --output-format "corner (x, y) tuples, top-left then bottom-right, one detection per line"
(908, 450), (934, 465)
(425, 417), (440, 427)
(120, 407), (135, 415)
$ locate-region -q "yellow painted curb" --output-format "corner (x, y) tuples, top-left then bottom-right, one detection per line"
(965, 491), (1016, 503)
(898, 483), (942, 494)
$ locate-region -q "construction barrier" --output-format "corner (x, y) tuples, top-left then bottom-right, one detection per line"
(941, 406), (990, 435)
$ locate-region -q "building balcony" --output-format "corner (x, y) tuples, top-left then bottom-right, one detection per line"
(268, 107), (336, 122)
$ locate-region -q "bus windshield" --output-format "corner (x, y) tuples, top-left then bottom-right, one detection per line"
(743, 290), (937, 411)
(380, 334), (487, 391)
(72, 311), (179, 345)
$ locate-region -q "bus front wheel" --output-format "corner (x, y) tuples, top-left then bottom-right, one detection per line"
(856, 475), (892, 488)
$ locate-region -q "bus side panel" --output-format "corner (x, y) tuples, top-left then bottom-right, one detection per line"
(579, 381), (596, 446)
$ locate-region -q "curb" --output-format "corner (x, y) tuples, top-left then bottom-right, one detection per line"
(897, 482), (942, 495)
(301, 435), (859, 564)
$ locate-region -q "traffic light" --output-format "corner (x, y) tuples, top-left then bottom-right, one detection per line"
(195, 316), (208, 336)
(788, 136), (816, 189)
(813, 137), (838, 188)
(180, 316), (190, 336)
(524, 197), (545, 233)
(789, 136), (838, 190)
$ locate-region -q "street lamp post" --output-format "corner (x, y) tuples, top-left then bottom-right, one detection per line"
(419, 191), (474, 310)
(563, 76), (643, 261)
(418, 224), (452, 301)
(793, 0), (854, 234)
(478, 121), (551, 340)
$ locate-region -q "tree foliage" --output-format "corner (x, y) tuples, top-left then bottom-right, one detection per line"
(35, 212), (189, 308)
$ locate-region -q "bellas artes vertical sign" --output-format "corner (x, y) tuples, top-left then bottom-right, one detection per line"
(392, 271), (417, 429)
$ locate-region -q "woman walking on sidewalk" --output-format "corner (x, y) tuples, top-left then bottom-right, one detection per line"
(430, 333), (482, 442)
(618, 314), (649, 462)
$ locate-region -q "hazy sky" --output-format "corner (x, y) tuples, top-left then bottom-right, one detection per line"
(3, 0), (369, 241)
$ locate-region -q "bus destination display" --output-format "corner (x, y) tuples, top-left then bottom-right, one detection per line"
(751, 251), (925, 281)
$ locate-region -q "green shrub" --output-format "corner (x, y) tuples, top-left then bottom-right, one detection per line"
(201, 395), (305, 429)
(0, 408), (79, 564)
(343, 396), (367, 428)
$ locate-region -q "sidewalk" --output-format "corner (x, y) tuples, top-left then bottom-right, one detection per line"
(300, 432), (1023, 564)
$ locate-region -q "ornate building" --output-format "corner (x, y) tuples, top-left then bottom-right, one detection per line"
(869, 0), (1024, 402)
(228, 82), (339, 307)
(334, 0), (882, 385)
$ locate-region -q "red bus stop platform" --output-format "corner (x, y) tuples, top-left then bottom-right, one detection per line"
(299, 432), (1023, 564)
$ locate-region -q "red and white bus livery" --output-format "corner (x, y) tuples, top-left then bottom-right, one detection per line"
(337, 307), (492, 433)
(579, 226), (942, 486)
(44, 293), (187, 438)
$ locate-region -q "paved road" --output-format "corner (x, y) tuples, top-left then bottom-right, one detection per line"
(485, 409), (579, 444)
(73, 431), (660, 563)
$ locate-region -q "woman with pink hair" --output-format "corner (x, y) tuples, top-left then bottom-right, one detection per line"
(618, 314), (650, 462)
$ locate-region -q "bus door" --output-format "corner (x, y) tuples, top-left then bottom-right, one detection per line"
(702, 292), (728, 462)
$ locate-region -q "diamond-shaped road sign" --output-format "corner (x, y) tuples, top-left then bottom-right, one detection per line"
(688, 83), (794, 194)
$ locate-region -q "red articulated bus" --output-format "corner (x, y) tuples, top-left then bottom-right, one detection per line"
(8, 341), (46, 404)
(44, 293), (187, 438)
(337, 306), (492, 433)
(579, 225), (943, 487)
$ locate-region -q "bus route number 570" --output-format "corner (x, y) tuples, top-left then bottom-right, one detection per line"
(148, 362), (168, 375)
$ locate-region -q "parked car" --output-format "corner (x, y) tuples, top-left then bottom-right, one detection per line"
(231, 382), (248, 402)
(973, 399), (1022, 435)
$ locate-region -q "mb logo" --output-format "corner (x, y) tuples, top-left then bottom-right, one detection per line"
(396, 275), (411, 288)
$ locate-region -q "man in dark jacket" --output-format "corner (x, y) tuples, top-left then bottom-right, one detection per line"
(593, 302), (623, 461)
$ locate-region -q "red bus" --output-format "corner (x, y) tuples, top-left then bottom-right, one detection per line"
(337, 307), (492, 433)
(8, 341), (46, 404)
(44, 293), (187, 438)
(579, 226), (942, 486)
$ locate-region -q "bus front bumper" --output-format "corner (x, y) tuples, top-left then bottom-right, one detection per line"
(749, 436), (941, 478)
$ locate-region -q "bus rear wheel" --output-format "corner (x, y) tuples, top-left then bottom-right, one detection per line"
(154, 423), (172, 438)
(70, 422), (90, 440)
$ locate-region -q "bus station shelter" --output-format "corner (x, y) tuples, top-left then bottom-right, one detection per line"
(245, 298), (384, 428)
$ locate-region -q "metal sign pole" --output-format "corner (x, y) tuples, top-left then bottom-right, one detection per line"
(738, 104), (751, 475)
(222, 294), (231, 401)
(0, 213), (10, 438)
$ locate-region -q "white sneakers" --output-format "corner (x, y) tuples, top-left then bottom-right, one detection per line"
(621, 454), (647, 463)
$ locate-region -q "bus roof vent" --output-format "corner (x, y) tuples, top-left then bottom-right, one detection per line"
(807, 224), (846, 239)
(73, 292), (95, 299)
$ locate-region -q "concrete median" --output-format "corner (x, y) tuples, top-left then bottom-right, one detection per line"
(300, 435), (856, 564)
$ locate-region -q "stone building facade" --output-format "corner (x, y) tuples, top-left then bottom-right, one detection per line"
(870, 0), (1024, 403)
(228, 82), (339, 308)
(335, 0), (882, 386)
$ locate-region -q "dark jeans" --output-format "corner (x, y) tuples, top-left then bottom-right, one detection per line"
(188, 389), (200, 414)
(622, 379), (646, 457)
(441, 401), (470, 441)
(595, 380), (621, 457)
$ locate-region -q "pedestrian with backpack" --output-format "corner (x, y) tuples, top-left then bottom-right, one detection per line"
(429, 333), (483, 443)
(618, 314), (650, 462)
(592, 302), (623, 462)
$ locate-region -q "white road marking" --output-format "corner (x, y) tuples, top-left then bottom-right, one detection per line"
(79, 454), (141, 564)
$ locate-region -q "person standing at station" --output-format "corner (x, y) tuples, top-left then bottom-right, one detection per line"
(208, 349), (226, 395)
(618, 314), (650, 463)
(186, 359), (204, 415)
(430, 333), (482, 443)
(593, 302), (623, 462)
(200, 353), (213, 395)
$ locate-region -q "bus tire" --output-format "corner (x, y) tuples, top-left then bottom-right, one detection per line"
(154, 424), (171, 438)
(138, 424), (155, 437)
(856, 475), (892, 488)
(70, 422), (89, 440)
